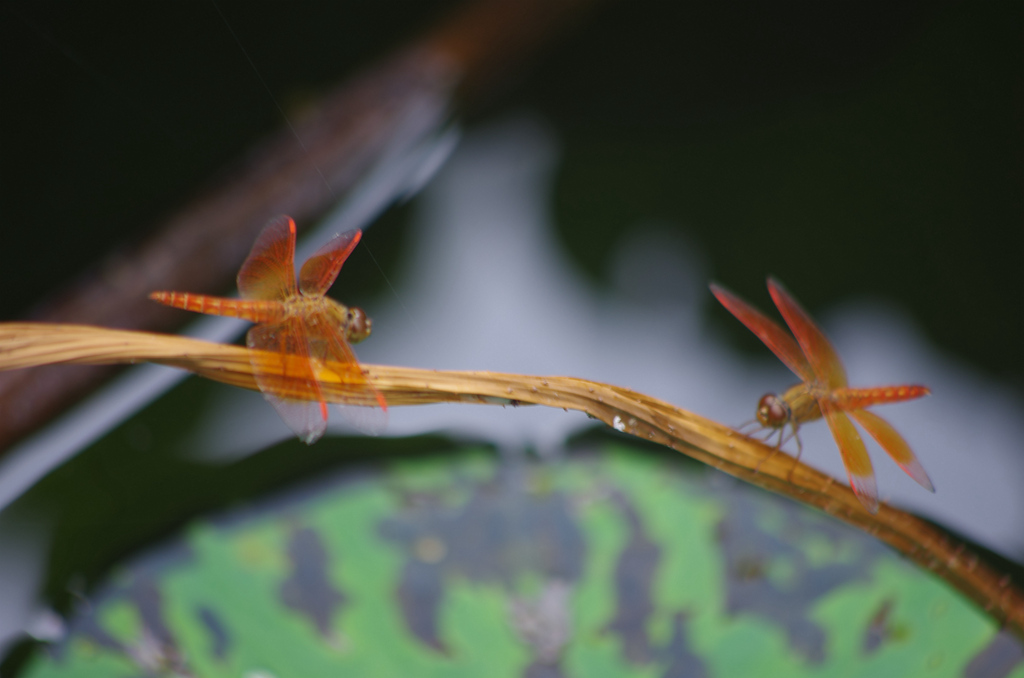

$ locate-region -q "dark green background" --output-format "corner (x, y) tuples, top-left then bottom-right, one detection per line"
(1, 0), (1020, 388)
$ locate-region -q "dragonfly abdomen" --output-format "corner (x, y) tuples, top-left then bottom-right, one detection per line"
(149, 291), (283, 323)
(832, 385), (930, 410)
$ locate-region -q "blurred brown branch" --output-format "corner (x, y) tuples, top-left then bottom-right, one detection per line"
(1, 320), (1022, 639)
(0, 0), (597, 453)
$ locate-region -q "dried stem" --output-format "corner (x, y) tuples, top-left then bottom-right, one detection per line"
(0, 321), (1020, 637)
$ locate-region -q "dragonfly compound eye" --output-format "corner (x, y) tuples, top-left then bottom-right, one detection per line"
(756, 394), (790, 428)
(346, 307), (372, 343)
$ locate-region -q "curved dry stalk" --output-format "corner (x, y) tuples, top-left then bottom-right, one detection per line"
(0, 321), (1021, 636)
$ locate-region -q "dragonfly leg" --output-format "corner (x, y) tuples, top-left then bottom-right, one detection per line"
(753, 427), (786, 473)
(736, 419), (761, 435)
(785, 425), (804, 482)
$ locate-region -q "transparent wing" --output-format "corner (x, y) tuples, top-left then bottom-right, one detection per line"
(767, 277), (848, 389)
(710, 282), (815, 383)
(821, 402), (878, 513)
(849, 409), (934, 492)
(299, 229), (362, 296)
(237, 216), (298, 300)
(247, 318), (328, 444)
(306, 309), (388, 435)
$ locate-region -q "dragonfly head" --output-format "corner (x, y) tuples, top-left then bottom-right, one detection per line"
(756, 394), (790, 429)
(345, 306), (372, 344)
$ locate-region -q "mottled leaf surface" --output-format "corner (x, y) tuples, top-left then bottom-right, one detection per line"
(21, 446), (1023, 678)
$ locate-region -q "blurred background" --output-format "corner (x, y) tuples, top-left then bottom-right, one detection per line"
(1, 0), (1020, 382)
(0, 0), (1021, 674)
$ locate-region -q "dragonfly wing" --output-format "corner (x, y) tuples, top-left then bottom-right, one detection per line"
(767, 277), (848, 389)
(710, 283), (815, 383)
(259, 395), (328, 446)
(848, 409), (934, 492)
(299, 230), (362, 296)
(821, 402), (878, 513)
(247, 319), (328, 444)
(307, 309), (388, 435)
(237, 216), (298, 300)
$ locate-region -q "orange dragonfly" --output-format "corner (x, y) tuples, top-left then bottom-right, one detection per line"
(710, 277), (933, 513)
(150, 215), (387, 444)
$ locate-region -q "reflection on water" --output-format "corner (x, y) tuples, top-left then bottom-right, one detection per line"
(198, 115), (1024, 555)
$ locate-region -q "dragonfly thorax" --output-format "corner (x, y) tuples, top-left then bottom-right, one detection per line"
(283, 296), (373, 344)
